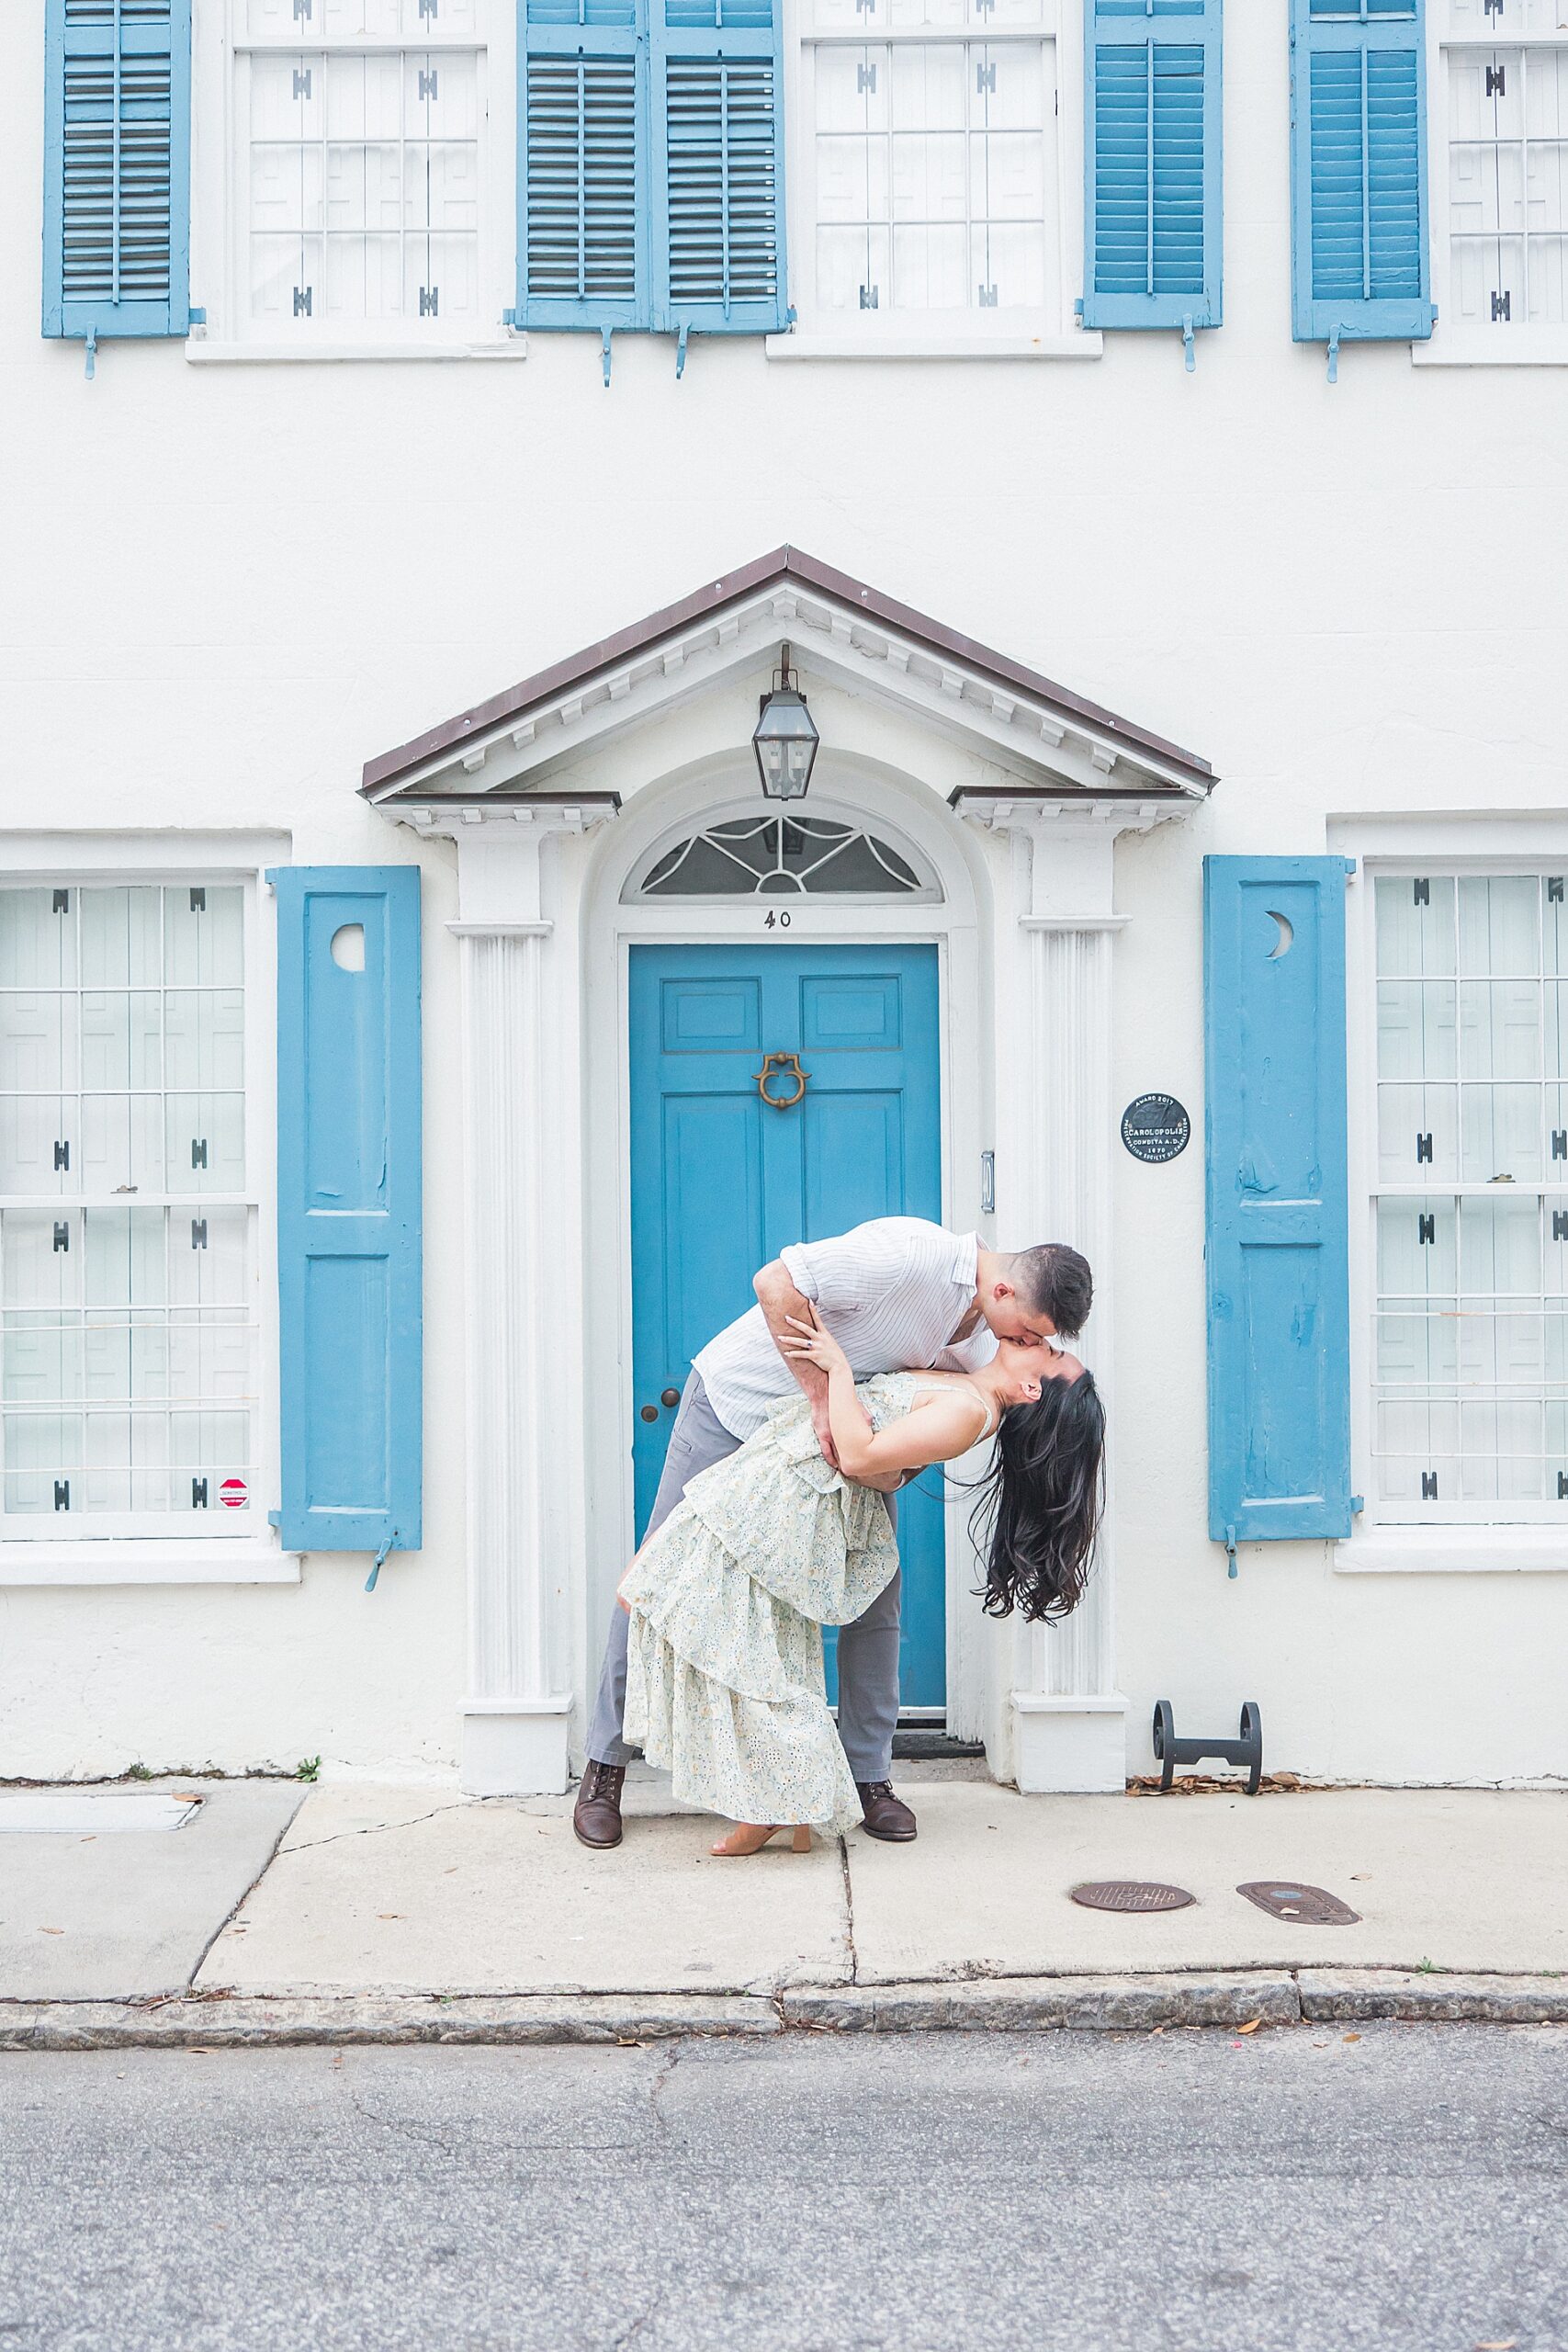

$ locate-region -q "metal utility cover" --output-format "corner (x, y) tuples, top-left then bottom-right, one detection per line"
(0, 1790), (201, 1835)
(1070, 1881), (1196, 1914)
(1236, 1881), (1361, 1926)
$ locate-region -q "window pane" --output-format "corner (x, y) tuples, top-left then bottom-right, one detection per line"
(0, 993), (73, 1093)
(0, 891), (76, 989)
(79, 889), (161, 989)
(1375, 875), (1456, 977)
(1458, 873), (1540, 974)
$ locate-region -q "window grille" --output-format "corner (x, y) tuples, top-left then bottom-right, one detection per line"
(1371, 871), (1568, 1517)
(237, 0), (484, 338)
(804, 0), (1056, 322)
(1443, 0), (1568, 333)
(0, 886), (257, 1534)
(629, 815), (935, 899)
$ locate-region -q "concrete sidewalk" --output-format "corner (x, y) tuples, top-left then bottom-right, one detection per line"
(2, 1770), (1565, 2046)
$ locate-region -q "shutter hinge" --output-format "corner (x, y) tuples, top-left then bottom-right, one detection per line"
(188, 308), (207, 328)
(1326, 324), (1341, 384)
(675, 322), (690, 379)
(365, 1530), (398, 1591)
(980, 1148), (996, 1216)
(1224, 1524), (1237, 1579)
(502, 307), (524, 334)
(1182, 314), (1195, 373)
(1074, 297), (1084, 321)
(84, 327), (97, 382)
(1350, 1496), (1364, 1515)
(601, 328), (613, 388)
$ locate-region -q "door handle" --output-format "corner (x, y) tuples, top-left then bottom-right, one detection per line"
(639, 1388), (683, 1425)
(660, 1387), (682, 1408)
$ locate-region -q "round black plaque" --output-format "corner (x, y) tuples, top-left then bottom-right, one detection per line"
(1121, 1093), (1190, 1164)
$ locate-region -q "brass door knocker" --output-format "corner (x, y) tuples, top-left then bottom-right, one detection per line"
(754, 1050), (809, 1109)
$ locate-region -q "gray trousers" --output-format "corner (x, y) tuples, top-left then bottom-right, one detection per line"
(585, 1370), (902, 1784)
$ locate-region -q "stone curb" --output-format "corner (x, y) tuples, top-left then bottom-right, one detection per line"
(5, 1972), (1566, 2051)
(1298, 1970), (1568, 2023)
(783, 1973), (1302, 2033)
(0, 1993), (782, 2052)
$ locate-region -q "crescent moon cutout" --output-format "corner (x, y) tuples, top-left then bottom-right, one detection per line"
(1266, 910), (1294, 959)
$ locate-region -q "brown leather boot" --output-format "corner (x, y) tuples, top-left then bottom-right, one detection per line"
(856, 1781), (918, 1842)
(573, 1761), (626, 1849)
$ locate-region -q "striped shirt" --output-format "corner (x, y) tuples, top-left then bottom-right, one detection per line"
(694, 1217), (998, 1441)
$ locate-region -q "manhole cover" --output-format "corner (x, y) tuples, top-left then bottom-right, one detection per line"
(1236, 1881), (1361, 1926)
(1070, 1880), (1195, 1914)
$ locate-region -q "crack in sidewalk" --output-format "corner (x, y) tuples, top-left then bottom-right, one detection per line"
(838, 1835), (858, 1986)
(277, 1802), (474, 1857)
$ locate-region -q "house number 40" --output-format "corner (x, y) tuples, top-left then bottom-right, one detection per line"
(763, 910), (793, 928)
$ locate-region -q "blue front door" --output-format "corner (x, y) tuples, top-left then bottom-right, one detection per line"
(628, 943), (946, 1708)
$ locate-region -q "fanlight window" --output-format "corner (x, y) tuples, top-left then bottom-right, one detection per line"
(631, 816), (935, 901)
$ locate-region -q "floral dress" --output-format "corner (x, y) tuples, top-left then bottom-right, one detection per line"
(620, 1374), (920, 1836)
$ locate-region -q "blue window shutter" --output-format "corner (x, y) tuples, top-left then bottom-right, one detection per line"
(42, 0), (192, 347)
(1290, 0), (1435, 350)
(1081, 0), (1222, 338)
(515, 0), (649, 330)
(1204, 857), (1353, 1549)
(649, 0), (787, 337)
(272, 868), (423, 1558)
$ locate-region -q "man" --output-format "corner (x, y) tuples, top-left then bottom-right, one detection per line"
(574, 1217), (1093, 1850)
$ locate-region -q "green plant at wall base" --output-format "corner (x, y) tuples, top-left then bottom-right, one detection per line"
(1416, 1957), (1438, 1974)
(127, 1762), (152, 1781)
(296, 1756), (321, 1783)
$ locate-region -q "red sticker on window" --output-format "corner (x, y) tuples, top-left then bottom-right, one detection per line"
(220, 1477), (248, 1510)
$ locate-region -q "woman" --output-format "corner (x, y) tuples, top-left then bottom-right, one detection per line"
(618, 1306), (1105, 1858)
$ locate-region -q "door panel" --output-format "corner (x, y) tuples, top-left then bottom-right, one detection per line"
(629, 942), (946, 1708)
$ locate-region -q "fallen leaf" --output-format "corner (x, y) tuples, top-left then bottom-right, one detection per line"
(1148, 2025), (1167, 2037)
(1350, 1873), (1371, 1883)
(1342, 2033), (1361, 2043)
(1236, 2018), (1261, 2035)
(1474, 2341), (1518, 2349)
(39, 1928), (63, 1936)
(378, 1913), (403, 1920)
(187, 2047), (216, 2055)
(615, 2037), (644, 2048)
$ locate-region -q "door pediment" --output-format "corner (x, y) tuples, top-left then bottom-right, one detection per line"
(361, 548), (1216, 816)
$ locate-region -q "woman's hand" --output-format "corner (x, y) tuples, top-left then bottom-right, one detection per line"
(782, 1306), (851, 1378)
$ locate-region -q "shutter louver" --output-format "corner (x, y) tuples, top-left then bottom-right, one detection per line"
(1291, 0), (1435, 356)
(271, 867), (423, 1564)
(42, 0), (191, 352)
(518, 0), (646, 328)
(654, 0), (786, 335)
(1204, 857), (1355, 1555)
(1081, 0), (1222, 343)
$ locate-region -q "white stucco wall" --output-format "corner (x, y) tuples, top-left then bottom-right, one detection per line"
(2, 1), (1565, 1783)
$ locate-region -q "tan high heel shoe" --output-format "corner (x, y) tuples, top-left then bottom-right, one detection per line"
(709, 1822), (813, 1858)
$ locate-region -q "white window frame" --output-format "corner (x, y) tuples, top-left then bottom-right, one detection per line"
(771, 0), (1102, 359)
(1336, 815), (1568, 1577)
(0, 837), (293, 1589)
(1417, 0), (1568, 368)
(186, 0), (528, 363)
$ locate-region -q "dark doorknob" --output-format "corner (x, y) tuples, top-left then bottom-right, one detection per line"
(639, 1405), (659, 1423)
(660, 1387), (681, 1408)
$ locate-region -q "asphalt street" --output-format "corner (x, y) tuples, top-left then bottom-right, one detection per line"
(0, 2022), (1563, 2352)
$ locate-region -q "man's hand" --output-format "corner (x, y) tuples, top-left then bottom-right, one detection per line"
(811, 1398), (841, 1473)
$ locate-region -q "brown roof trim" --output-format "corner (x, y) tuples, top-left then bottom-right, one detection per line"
(361, 548), (1215, 797)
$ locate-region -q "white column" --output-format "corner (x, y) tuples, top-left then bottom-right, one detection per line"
(978, 805), (1137, 1792)
(423, 807), (612, 1795)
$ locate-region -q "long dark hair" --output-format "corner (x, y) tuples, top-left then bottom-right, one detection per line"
(969, 1370), (1104, 1624)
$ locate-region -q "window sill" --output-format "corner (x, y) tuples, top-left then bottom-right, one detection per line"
(764, 330), (1103, 362)
(0, 1538), (302, 1587)
(1333, 1530), (1568, 1575)
(185, 336), (528, 365)
(1411, 334), (1568, 368)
